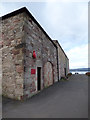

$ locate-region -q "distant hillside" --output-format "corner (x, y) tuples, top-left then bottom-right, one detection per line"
(70, 68), (90, 72)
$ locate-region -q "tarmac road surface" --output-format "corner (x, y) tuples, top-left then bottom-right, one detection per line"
(2, 74), (88, 118)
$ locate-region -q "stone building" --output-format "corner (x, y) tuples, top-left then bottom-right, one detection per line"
(0, 7), (69, 100)
(53, 40), (69, 80)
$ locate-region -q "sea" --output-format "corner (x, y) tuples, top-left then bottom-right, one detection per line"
(70, 68), (90, 74)
(71, 71), (87, 74)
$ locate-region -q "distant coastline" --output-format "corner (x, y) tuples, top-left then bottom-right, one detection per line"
(70, 68), (90, 72)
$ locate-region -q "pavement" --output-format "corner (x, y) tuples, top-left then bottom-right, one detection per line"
(2, 74), (88, 118)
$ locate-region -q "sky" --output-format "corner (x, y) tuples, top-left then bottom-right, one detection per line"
(0, 0), (89, 69)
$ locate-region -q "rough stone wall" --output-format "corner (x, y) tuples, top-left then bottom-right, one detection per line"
(59, 46), (66, 78)
(63, 52), (69, 75)
(23, 13), (58, 98)
(1, 7), (69, 100)
(66, 57), (69, 74)
(0, 18), (2, 95)
(2, 13), (24, 100)
(53, 40), (69, 80)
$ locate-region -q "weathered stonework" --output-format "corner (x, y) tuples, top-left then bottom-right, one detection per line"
(0, 17), (2, 95)
(1, 7), (69, 100)
(23, 12), (58, 98)
(2, 13), (24, 100)
(53, 40), (69, 80)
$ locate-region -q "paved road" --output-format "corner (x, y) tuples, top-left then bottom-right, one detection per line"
(2, 74), (88, 118)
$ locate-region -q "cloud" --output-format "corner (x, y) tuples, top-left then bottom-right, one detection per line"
(1, 0), (89, 2)
(0, 3), (23, 16)
(42, 1), (88, 68)
(43, 2), (88, 44)
(66, 44), (88, 69)
(0, 1), (88, 68)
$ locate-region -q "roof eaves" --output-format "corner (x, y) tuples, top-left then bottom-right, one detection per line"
(1, 7), (57, 49)
(53, 40), (69, 60)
